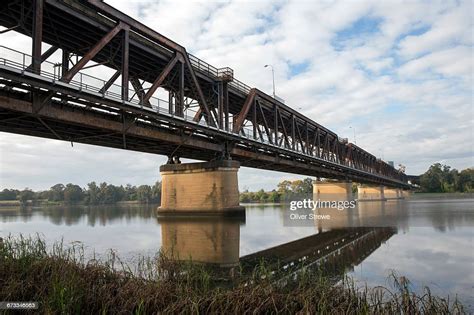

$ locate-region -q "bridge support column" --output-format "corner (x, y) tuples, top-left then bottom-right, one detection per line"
(313, 180), (353, 201)
(357, 185), (386, 201)
(402, 190), (411, 198)
(158, 160), (245, 215)
(384, 187), (403, 200)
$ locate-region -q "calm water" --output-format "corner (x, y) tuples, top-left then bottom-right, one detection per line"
(1, 195), (473, 310)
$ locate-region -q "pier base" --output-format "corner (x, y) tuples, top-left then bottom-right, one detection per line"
(357, 185), (386, 201)
(313, 180), (353, 201)
(158, 160), (245, 215)
(384, 187), (403, 200)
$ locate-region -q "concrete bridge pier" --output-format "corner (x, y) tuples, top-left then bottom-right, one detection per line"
(384, 187), (403, 200)
(357, 185), (386, 201)
(313, 180), (353, 201)
(158, 160), (245, 215)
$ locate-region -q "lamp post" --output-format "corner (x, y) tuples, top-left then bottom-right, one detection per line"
(264, 64), (275, 99)
(349, 126), (356, 144)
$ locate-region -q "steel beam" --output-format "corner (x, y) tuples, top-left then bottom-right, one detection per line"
(62, 22), (125, 82)
(32, 0), (44, 74)
(143, 53), (181, 103)
(233, 88), (256, 133)
(121, 26), (129, 101)
(99, 70), (121, 94)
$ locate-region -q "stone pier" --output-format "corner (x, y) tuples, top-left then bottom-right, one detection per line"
(313, 180), (353, 201)
(357, 185), (386, 201)
(384, 187), (403, 200)
(158, 160), (245, 215)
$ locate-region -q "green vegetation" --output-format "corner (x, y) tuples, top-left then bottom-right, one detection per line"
(0, 235), (465, 314)
(240, 178), (313, 203)
(420, 164), (473, 193)
(0, 181), (162, 206)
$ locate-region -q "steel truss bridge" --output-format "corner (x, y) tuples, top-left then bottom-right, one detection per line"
(0, 0), (409, 188)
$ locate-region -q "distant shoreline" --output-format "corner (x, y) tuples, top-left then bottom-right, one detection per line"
(1, 191), (472, 208)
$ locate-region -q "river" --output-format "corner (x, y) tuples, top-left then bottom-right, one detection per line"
(0, 194), (472, 310)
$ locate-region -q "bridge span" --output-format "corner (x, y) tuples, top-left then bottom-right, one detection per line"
(0, 0), (410, 214)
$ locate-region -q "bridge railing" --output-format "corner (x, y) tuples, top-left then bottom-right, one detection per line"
(188, 52), (251, 95)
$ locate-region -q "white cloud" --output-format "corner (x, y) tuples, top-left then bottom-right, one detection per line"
(0, 0), (472, 190)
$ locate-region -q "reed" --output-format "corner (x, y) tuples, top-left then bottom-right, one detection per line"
(0, 235), (465, 314)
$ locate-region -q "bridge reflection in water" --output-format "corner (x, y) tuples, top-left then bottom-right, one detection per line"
(157, 203), (398, 274)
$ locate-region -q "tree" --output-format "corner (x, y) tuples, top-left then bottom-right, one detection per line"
(0, 189), (18, 200)
(457, 168), (474, 192)
(151, 181), (162, 203)
(420, 163), (443, 192)
(301, 178), (314, 194)
(63, 184), (84, 204)
(86, 182), (100, 205)
(18, 188), (35, 205)
(49, 184), (65, 201)
(137, 185), (152, 203)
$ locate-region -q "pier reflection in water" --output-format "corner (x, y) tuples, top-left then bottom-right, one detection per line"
(159, 216), (243, 267)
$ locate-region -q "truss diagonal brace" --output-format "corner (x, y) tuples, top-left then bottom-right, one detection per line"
(183, 54), (215, 126)
(232, 88), (257, 133)
(62, 22), (127, 83)
(143, 53), (183, 103)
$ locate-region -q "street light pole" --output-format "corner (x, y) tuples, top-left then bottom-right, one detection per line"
(349, 126), (356, 144)
(264, 64), (275, 99)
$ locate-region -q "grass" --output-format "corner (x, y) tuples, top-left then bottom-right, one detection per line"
(0, 235), (466, 314)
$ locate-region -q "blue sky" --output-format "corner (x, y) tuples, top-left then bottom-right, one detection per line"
(0, 0), (472, 191)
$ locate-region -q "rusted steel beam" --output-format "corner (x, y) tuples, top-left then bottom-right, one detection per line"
(274, 103), (278, 145)
(143, 53), (181, 103)
(32, 0), (44, 74)
(62, 22), (125, 82)
(177, 61), (184, 117)
(278, 109), (290, 148)
(121, 26), (129, 101)
(291, 114), (295, 150)
(233, 88), (256, 133)
(257, 100), (273, 144)
(87, 0), (185, 53)
(61, 49), (69, 76)
(217, 81), (224, 129)
(295, 120), (305, 153)
(130, 77), (147, 106)
(305, 122), (309, 155)
(168, 91), (174, 114)
(183, 55), (214, 126)
(223, 82), (229, 131)
(193, 108), (203, 122)
(26, 46), (57, 72)
(99, 70), (121, 94)
(252, 96), (257, 139)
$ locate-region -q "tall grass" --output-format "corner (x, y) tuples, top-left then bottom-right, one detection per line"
(0, 235), (466, 314)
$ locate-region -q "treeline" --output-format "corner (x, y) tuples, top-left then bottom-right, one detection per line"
(419, 164), (473, 193)
(0, 182), (161, 205)
(240, 178), (313, 203)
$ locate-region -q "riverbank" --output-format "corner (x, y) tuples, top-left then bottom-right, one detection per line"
(0, 236), (465, 314)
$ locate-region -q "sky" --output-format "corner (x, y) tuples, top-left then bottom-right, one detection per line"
(0, 0), (472, 191)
